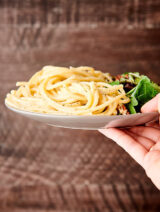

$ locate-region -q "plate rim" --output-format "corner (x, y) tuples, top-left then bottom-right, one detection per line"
(5, 102), (159, 119)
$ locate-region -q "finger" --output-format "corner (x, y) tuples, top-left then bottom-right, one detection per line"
(125, 130), (154, 151)
(150, 142), (160, 152)
(143, 149), (160, 190)
(143, 142), (160, 189)
(146, 121), (160, 129)
(99, 128), (147, 166)
(141, 94), (160, 113)
(129, 126), (160, 143)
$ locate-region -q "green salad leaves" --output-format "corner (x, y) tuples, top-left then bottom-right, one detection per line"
(111, 72), (160, 114)
(127, 76), (159, 113)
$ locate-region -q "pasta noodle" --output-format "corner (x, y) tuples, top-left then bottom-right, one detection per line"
(5, 66), (130, 115)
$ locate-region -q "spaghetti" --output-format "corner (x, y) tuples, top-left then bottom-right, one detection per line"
(5, 66), (130, 115)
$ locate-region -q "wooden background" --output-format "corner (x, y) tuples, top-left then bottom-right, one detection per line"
(0, 0), (160, 211)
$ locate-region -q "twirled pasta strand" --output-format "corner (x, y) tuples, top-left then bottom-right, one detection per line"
(5, 66), (130, 115)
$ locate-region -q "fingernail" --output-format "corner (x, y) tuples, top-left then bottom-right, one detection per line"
(149, 147), (154, 151)
(141, 104), (147, 111)
(150, 142), (160, 151)
(98, 128), (110, 135)
(98, 128), (112, 138)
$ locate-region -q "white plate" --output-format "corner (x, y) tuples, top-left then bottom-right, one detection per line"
(5, 103), (159, 130)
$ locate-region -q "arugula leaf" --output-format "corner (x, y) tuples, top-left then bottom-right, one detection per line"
(126, 95), (138, 114)
(127, 102), (137, 114)
(109, 81), (120, 85)
(126, 76), (159, 114)
(151, 82), (160, 93)
(127, 87), (136, 95)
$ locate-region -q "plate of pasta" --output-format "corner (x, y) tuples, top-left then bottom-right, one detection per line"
(5, 66), (159, 130)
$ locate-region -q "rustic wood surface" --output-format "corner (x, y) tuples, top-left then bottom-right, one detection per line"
(0, 0), (160, 211)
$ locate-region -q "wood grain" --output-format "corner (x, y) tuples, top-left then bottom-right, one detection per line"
(1, 0), (160, 28)
(1, 0), (160, 211)
(1, 26), (160, 81)
(0, 183), (159, 211)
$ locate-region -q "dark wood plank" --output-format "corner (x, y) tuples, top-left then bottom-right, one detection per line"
(1, 0), (160, 28)
(1, 26), (160, 85)
(0, 184), (159, 211)
(1, 25), (160, 212)
(1, 1), (160, 211)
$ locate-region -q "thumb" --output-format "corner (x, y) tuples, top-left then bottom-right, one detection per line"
(141, 94), (160, 113)
(144, 142), (160, 190)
